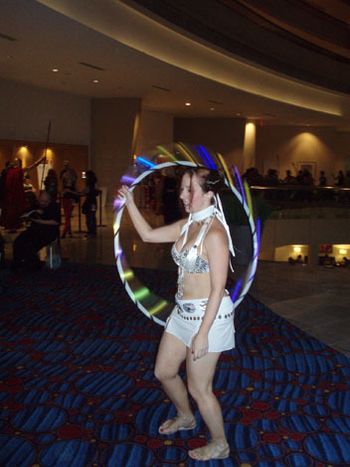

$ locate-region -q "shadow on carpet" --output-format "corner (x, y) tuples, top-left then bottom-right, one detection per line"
(0, 263), (350, 466)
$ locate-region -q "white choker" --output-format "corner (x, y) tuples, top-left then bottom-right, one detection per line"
(192, 204), (215, 222)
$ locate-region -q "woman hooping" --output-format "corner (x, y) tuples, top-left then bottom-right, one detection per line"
(118, 167), (235, 461)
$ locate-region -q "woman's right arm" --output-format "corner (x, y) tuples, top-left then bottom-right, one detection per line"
(118, 185), (184, 243)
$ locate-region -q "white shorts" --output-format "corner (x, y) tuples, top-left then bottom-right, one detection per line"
(165, 295), (235, 352)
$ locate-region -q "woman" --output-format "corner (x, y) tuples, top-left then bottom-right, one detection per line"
(81, 170), (98, 238)
(60, 161), (79, 239)
(118, 168), (235, 461)
(44, 169), (58, 201)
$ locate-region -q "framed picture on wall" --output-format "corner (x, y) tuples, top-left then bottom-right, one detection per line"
(297, 161), (317, 178)
(320, 244), (333, 254)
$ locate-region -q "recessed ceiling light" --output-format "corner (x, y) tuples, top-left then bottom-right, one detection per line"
(52, 68), (59, 73)
(185, 102), (191, 106)
(93, 79), (99, 84)
(210, 107), (215, 111)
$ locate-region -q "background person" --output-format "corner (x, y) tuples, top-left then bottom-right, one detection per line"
(81, 170), (99, 238)
(12, 191), (60, 271)
(60, 161), (78, 238)
(0, 157), (44, 232)
(44, 168), (58, 201)
(161, 168), (182, 224)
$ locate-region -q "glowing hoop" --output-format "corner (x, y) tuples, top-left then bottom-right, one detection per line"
(114, 144), (260, 326)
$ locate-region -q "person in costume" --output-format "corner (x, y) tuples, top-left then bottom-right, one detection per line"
(81, 170), (99, 238)
(60, 160), (78, 239)
(0, 157), (45, 232)
(118, 167), (235, 461)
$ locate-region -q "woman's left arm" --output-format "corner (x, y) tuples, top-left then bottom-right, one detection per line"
(26, 156), (46, 171)
(191, 228), (229, 360)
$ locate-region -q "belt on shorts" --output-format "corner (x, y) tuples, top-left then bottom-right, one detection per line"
(175, 296), (234, 321)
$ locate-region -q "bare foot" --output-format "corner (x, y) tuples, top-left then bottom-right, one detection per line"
(188, 439), (230, 460)
(158, 414), (196, 435)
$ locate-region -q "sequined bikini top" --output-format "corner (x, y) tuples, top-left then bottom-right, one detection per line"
(171, 242), (210, 274)
(171, 217), (212, 274)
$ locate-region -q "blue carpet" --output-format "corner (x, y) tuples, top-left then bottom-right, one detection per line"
(0, 263), (349, 466)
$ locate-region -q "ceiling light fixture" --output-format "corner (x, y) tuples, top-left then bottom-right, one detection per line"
(93, 79), (99, 84)
(210, 107), (215, 111)
(52, 68), (59, 73)
(208, 99), (223, 105)
(0, 32), (17, 42)
(79, 62), (105, 71)
(185, 102), (191, 106)
(152, 84), (171, 92)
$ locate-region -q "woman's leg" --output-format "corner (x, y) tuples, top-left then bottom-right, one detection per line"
(91, 211), (97, 235)
(155, 331), (195, 433)
(62, 198), (71, 237)
(186, 350), (229, 460)
(86, 211), (97, 236)
(12, 230), (31, 265)
(85, 213), (90, 234)
(67, 201), (74, 235)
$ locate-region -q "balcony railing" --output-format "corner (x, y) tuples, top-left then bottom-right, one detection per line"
(250, 185), (350, 213)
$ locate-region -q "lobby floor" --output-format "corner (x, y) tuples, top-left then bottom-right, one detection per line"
(2, 207), (350, 357)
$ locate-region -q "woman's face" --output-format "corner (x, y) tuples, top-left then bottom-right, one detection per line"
(179, 172), (210, 214)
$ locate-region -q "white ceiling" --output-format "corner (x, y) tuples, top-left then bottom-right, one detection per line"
(0, 0), (349, 128)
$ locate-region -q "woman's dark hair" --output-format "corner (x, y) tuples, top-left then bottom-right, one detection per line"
(86, 170), (97, 186)
(185, 168), (225, 194)
(47, 169), (57, 179)
(198, 169), (225, 194)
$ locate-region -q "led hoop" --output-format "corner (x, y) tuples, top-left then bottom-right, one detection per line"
(114, 149), (260, 327)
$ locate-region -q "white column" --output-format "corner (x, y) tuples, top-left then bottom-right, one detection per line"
(91, 97), (141, 203)
(243, 121), (256, 171)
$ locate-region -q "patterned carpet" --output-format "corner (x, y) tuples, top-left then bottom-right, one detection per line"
(0, 263), (350, 466)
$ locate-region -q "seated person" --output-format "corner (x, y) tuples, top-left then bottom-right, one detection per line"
(323, 254), (335, 268)
(339, 257), (350, 268)
(12, 191), (60, 270)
